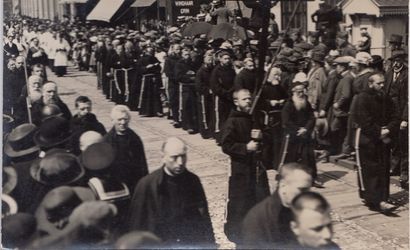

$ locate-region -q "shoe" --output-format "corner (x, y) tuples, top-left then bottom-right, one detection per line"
(173, 122), (182, 128)
(334, 153), (349, 160)
(378, 201), (398, 213)
(313, 180), (324, 188)
(156, 112), (164, 117)
(187, 129), (197, 135)
(400, 180), (408, 190)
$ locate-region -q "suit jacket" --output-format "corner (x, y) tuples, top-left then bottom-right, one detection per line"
(385, 67), (408, 120)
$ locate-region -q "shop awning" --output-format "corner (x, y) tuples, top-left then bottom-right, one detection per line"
(87, 0), (126, 22)
(131, 0), (156, 8)
(59, 0), (88, 4)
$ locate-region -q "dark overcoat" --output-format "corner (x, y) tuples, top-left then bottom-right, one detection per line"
(127, 168), (215, 247)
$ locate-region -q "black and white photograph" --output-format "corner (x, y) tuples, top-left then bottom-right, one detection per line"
(1, 0), (409, 249)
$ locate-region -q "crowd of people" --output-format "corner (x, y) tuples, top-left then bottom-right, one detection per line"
(2, 0), (408, 248)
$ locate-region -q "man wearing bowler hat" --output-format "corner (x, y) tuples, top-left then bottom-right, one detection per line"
(34, 116), (73, 153)
(385, 51), (408, 188)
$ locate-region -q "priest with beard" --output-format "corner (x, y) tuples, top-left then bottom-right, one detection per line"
(14, 75), (44, 125)
(31, 82), (72, 126)
(281, 81), (323, 188)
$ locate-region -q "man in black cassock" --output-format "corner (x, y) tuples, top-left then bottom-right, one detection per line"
(127, 137), (215, 248)
(210, 51), (236, 143)
(174, 47), (198, 134)
(104, 105), (148, 193)
(350, 73), (399, 212)
(137, 47), (163, 117)
(281, 81), (323, 187)
(221, 89), (269, 243)
(195, 51), (214, 139)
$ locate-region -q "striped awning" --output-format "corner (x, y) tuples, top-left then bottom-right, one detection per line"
(131, 0), (156, 8)
(380, 7), (408, 16)
(87, 0), (126, 22)
(59, 0), (88, 4)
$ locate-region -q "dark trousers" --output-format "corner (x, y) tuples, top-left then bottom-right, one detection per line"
(262, 126), (283, 170)
(329, 116), (348, 155)
(197, 92), (214, 139)
(391, 129), (409, 182)
(357, 133), (390, 204)
(168, 79), (180, 123)
(181, 83), (198, 131)
(283, 137), (318, 179)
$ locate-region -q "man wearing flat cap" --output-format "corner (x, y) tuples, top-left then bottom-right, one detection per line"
(328, 56), (355, 156)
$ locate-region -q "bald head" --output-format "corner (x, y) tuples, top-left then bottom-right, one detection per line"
(162, 137), (187, 176)
(79, 131), (104, 152)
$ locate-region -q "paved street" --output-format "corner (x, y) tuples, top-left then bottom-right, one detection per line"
(53, 67), (408, 249)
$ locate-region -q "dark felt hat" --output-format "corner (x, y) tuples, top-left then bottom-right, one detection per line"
(2, 213), (37, 249)
(34, 116), (71, 148)
(5, 123), (40, 158)
(35, 186), (95, 235)
(81, 142), (115, 171)
(389, 34), (403, 44)
(30, 150), (85, 186)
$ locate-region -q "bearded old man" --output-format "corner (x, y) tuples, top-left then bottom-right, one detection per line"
(281, 81), (323, 188)
(31, 82), (72, 125)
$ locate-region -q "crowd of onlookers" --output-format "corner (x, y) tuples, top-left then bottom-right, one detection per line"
(2, 0), (408, 247)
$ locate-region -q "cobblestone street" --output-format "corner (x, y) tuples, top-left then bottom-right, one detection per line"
(54, 67), (409, 249)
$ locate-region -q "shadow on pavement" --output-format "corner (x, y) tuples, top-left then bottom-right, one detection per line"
(320, 170), (349, 184)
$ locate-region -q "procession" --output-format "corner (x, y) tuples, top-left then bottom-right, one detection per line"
(2, 0), (409, 249)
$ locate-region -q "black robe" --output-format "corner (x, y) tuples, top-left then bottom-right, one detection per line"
(195, 64), (214, 139)
(137, 55), (163, 116)
(350, 89), (399, 204)
(164, 55), (181, 122)
(241, 191), (293, 249)
(104, 128), (148, 192)
(281, 98), (317, 179)
(259, 83), (288, 170)
(175, 58), (198, 131)
(210, 64), (236, 141)
(127, 168), (215, 247)
(221, 109), (269, 243)
(30, 97), (72, 126)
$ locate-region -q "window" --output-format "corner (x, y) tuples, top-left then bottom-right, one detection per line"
(281, 1), (308, 34)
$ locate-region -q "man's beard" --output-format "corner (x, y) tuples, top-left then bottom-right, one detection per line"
(292, 95), (307, 111)
(29, 90), (42, 102)
(44, 96), (57, 105)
